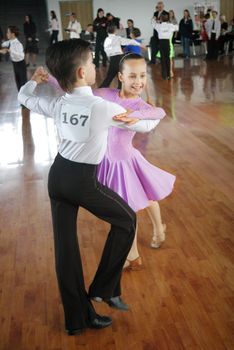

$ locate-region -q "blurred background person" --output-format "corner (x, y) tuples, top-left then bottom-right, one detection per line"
(65, 13), (82, 39)
(179, 9), (193, 59)
(125, 19), (134, 38)
(48, 10), (59, 45)
(93, 8), (108, 68)
(205, 10), (221, 60)
(23, 14), (39, 67)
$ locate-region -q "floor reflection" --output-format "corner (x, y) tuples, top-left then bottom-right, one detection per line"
(0, 107), (58, 167)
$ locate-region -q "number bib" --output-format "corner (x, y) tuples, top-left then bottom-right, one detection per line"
(60, 104), (91, 142)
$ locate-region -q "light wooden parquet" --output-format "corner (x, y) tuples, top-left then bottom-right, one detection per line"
(0, 55), (234, 350)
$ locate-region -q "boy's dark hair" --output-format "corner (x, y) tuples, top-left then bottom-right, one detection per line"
(107, 24), (117, 34)
(46, 39), (91, 92)
(132, 27), (141, 38)
(161, 14), (169, 22)
(127, 19), (134, 24)
(119, 53), (145, 73)
(8, 26), (19, 37)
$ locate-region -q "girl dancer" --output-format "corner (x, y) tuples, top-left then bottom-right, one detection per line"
(94, 54), (176, 269)
(48, 54), (175, 270)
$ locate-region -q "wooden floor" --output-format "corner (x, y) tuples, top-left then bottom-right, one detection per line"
(0, 54), (234, 350)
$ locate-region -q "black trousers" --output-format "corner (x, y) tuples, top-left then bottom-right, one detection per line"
(159, 39), (170, 80)
(94, 37), (107, 67)
(48, 153), (136, 330)
(12, 59), (27, 91)
(207, 33), (218, 59)
(99, 54), (124, 88)
(50, 30), (59, 45)
(150, 35), (159, 63)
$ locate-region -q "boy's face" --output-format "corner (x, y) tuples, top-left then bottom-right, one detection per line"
(87, 25), (93, 32)
(6, 29), (14, 40)
(118, 59), (147, 96)
(82, 51), (96, 85)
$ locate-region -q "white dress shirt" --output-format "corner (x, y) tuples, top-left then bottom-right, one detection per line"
(104, 34), (141, 57)
(2, 38), (25, 62)
(205, 18), (221, 39)
(67, 20), (82, 39)
(152, 20), (178, 39)
(18, 82), (159, 164)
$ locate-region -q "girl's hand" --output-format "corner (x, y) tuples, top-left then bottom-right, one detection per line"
(31, 66), (49, 84)
(113, 109), (139, 125)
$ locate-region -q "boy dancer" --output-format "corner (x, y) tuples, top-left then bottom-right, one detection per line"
(0, 26), (27, 91)
(18, 39), (160, 335)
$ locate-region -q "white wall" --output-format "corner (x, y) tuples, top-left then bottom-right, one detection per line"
(93, 0), (220, 43)
(46, 0), (220, 43)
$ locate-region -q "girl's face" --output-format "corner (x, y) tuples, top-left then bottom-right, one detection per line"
(25, 16), (29, 22)
(118, 59), (147, 97)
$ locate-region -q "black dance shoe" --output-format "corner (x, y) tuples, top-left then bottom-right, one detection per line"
(66, 328), (83, 336)
(66, 315), (112, 335)
(92, 296), (129, 311)
(89, 314), (112, 329)
(104, 296), (129, 311)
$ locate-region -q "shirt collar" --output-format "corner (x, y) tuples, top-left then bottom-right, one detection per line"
(10, 38), (18, 43)
(65, 86), (93, 97)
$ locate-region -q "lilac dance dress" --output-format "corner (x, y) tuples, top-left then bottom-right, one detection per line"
(94, 88), (176, 212)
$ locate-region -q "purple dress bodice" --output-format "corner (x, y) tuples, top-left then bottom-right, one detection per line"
(93, 88), (150, 160)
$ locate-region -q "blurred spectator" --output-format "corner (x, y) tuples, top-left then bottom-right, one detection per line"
(65, 13), (82, 39)
(23, 14), (39, 67)
(179, 9), (193, 58)
(126, 19), (134, 38)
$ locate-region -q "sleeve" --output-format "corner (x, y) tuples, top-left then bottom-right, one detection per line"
(217, 21), (221, 38)
(93, 19), (98, 32)
(190, 20), (193, 32)
(179, 19), (182, 33)
(129, 100), (166, 120)
(172, 24), (179, 32)
(67, 21), (71, 30)
(18, 80), (60, 117)
(104, 101), (161, 133)
(151, 18), (158, 29)
(77, 22), (82, 34)
(1, 40), (10, 48)
(120, 37), (141, 46)
(123, 119), (160, 132)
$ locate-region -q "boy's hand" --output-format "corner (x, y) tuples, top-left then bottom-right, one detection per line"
(31, 67), (49, 84)
(113, 109), (139, 125)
